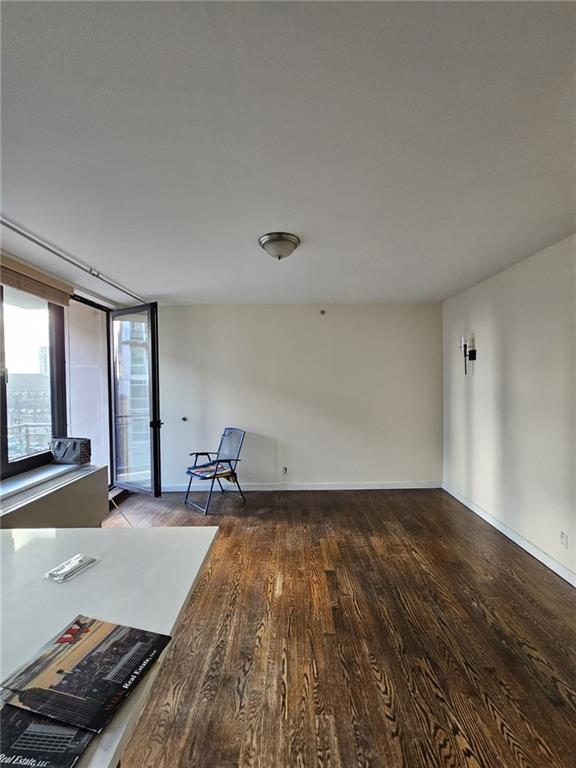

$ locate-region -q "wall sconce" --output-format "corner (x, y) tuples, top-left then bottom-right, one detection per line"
(459, 334), (477, 375)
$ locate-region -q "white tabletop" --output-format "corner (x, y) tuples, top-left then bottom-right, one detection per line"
(0, 526), (218, 767)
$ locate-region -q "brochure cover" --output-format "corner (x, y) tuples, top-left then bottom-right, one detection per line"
(0, 693), (93, 768)
(1, 615), (171, 733)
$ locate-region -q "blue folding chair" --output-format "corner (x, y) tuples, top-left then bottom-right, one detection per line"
(184, 428), (246, 514)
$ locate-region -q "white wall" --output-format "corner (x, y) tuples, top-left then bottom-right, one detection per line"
(66, 301), (110, 476)
(443, 235), (576, 583)
(159, 304), (443, 490)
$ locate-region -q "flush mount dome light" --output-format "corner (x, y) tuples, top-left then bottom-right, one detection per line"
(258, 232), (301, 261)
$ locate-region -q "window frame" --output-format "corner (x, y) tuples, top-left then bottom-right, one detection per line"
(0, 284), (67, 480)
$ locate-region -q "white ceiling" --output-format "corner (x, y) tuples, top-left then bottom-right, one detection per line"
(2, 1), (575, 305)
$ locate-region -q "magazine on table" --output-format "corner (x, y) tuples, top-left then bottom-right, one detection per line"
(1, 615), (171, 733)
(0, 690), (93, 768)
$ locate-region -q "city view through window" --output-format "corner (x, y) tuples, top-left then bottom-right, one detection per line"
(3, 288), (155, 483)
(113, 312), (151, 490)
(4, 287), (53, 461)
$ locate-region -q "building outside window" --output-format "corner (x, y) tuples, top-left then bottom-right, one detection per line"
(0, 285), (66, 479)
(112, 317), (151, 488)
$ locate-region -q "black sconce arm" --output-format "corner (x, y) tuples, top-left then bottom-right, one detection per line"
(463, 341), (477, 375)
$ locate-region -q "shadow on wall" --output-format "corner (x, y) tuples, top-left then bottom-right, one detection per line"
(241, 431), (281, 484)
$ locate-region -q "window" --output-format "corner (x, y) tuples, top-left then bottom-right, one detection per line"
(112, 315), (152, 487)
(0, 285), (66, 479)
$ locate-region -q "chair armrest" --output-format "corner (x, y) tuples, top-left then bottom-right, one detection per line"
(189, 451), (217, 468)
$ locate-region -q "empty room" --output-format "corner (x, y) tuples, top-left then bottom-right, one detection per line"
(0, 2), (574, 767)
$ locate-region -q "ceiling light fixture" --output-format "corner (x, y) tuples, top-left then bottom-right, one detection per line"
(258, 232), (301, 261)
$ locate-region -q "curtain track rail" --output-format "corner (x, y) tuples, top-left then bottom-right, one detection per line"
(1, 216), (146, 304)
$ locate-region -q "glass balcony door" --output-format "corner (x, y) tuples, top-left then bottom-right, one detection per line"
(110, 303), (161, 496)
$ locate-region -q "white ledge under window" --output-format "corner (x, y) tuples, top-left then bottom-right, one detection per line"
(0, 464), (109, 528)
(0, 464), (83, 505)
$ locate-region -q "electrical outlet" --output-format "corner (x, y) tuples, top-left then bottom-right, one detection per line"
(560, 531), (568, 549)
(282, 466), (288, 475)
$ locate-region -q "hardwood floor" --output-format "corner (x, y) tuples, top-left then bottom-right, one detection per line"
(106, 490), (576, 768)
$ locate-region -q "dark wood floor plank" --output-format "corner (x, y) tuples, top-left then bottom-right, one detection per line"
(109, 489), (576, 768)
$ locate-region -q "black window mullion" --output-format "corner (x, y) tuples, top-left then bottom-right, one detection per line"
(0, 285), (9, 478)
(49, 303), (67, 438)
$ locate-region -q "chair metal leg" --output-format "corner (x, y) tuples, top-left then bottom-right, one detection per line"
(184, 471), (244, 513)
(203, 476), (216, 515)
(219, 473), (245, 503)
(235, 477), (246, 503)
(216, 473), (243, 500)
(185, 475), (216, 515)
(184, 473), (193, 505)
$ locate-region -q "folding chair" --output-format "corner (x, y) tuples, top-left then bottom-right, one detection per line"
(184, 427), (246, 514)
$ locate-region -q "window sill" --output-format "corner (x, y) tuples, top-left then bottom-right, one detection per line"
(0, 464), (78, 503)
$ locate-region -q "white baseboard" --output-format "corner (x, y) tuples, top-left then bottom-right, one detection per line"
(163, 480), (441, 493)
(443, 483), (576, 588)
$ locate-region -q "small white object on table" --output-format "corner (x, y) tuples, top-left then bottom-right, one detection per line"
(0, 526), (218, 767)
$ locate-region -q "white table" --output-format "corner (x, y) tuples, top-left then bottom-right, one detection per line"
(0, 526), (218, 767)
